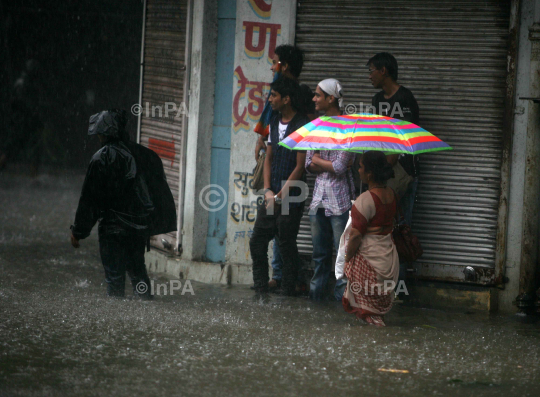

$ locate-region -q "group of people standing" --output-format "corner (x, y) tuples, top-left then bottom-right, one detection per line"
(250, 46), (419, 326)
(69, 44), (418, 328)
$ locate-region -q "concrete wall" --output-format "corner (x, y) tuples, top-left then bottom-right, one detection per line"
(147, 0), (297, 284)
(182, 0), (218, 261)
(499, 0), (537, 312)
(224, 0), (297, 265)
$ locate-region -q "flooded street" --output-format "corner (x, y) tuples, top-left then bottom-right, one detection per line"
(1, 171), (540, 396)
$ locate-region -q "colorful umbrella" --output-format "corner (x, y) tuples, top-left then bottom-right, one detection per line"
(278, 113), (452, 155)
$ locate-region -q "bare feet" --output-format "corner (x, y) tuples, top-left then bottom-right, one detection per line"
(365, 315), (386, 326)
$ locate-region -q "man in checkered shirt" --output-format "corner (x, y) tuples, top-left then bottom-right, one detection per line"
(305, 79), (356, 301)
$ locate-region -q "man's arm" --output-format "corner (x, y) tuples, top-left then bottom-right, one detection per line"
(263, 143), (273, 190)
(311, 151), (354, 175)
(277, 151), (307, 199)
(263, 144), (274, 206)
(308, 163), (324, 173)
(305, 150), (323, 174)
(255, 135), (267, 161)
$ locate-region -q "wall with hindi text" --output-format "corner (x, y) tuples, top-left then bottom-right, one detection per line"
(225, 0), (296, 265)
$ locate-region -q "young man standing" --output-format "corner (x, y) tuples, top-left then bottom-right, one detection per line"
(367, 52), (420, 226)
(305, 79), (356, 301)
(254, 45), (313, 158)
(253, 44), (314, 291)
(367, 53), (420, 285)
(250, 77), (310, 296)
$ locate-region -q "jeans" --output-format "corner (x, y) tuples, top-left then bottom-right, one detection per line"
(309, 208), (349, 301)
(99, 233), (152, 298)
(250, 204), (304, 295)
(334, 277), (348, 301)
(271, 238), (282, 281)
(398, 177), (419, 280)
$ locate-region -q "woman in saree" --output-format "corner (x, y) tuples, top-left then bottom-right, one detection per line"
(342, 151), (399, 326)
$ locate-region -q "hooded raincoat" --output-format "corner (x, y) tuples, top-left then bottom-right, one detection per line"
(71, 110), (176, 240)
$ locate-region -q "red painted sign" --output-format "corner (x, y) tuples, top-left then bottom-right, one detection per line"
(148, 137), (176, 167)
(232, 66), (270, 132)
(243, 21), (281, 62)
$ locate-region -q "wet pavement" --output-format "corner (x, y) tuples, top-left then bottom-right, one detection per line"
(1, 170), (540, 396)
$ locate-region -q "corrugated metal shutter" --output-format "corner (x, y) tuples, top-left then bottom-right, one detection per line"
(298, 174), (316, 256)
(139, 0), (188, 253)
(295, 0), (510, 284)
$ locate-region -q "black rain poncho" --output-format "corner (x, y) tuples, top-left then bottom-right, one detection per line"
(71, 110), (176, 240)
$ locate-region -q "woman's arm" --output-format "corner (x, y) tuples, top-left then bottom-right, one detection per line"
(345, 227), (362, 263)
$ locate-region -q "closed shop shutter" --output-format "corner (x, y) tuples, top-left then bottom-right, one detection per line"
(139, 0), (189, 254)
(295, 0), (510, 284)
(297, 174), (316, 256)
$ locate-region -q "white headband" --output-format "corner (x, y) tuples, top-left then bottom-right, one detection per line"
(318, 78), (344, 109)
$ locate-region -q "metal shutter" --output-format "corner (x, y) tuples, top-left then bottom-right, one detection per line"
(295, 0), (510, 284)
(139, 0), (189, 254)
(298, 174), (316, 256)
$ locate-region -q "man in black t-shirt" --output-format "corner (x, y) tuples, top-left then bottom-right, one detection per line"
(367, 52), (420, 227)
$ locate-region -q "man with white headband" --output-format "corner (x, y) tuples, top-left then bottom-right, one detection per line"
(305, 79), (356, 301)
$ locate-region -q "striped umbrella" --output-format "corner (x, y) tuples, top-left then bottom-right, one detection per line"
(279, 113), (452, 155)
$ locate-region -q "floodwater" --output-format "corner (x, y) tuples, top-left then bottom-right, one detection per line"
(1, 171), (540, 397)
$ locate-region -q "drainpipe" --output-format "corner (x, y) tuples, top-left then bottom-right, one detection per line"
(516, 22), (540, 313)
(136, 0), (147, 144)
(495, 0), (521, 289)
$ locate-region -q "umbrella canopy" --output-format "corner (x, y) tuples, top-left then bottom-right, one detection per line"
(278, 113), (452, 155)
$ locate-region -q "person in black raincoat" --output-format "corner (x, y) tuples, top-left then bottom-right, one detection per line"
(70, 109), (176, 298)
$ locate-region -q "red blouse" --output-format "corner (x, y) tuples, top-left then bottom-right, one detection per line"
(351, 191), (397, 235)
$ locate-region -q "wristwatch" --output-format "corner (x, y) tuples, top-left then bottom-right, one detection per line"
(274, 194), (282, 205)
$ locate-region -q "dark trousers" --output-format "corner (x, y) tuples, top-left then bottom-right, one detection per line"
(99, 233), (152, 298)
(249, 204), (303, 294)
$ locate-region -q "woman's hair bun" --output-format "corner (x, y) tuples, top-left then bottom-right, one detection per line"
(362, 151), (395, 183)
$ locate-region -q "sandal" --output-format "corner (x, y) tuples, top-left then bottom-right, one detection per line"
(268, 279), (281, 290)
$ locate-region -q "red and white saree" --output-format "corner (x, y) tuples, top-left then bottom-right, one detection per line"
(342, 191), (399, 326)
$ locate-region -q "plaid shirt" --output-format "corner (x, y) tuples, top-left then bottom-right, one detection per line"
(306, 150), (356, 216)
